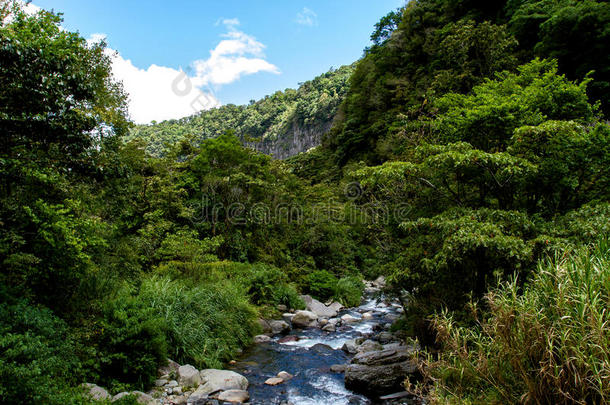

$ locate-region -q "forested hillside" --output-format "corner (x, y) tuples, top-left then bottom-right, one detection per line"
(1, 0), (609, 404)
(128, 64), (354, 158)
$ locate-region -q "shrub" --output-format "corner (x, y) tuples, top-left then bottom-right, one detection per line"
(136, 276), (258, 369)
(247, 264), (304, 310)
(0, 300), (89, 404)
(96, 289), (168, 391)
(428, 239), (610, 404)
(334, 276), (365, 307)
(304, 270), (338, 302)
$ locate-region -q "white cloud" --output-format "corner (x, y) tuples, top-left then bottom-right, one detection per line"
(86, 19), (279, 124)
(296, 7), (317, 26)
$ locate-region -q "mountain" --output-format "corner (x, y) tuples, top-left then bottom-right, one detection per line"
(127, 64), (355, 158)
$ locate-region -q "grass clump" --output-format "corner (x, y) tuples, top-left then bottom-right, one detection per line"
(428, 239), (610, 404)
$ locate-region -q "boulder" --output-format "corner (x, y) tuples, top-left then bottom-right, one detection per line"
(361, 312), (374, 320)
(351, 346), (415, 366)
(258, 318), (272, 333)
(328, 318), (340, 326)
(265, 377), (284, 385)
(131, 391), (156, 405)
(154, 378), (168, 387)
(254, 334), (271, 343)
(166, 380), (179, 387)
(278, 335), (300, 343)
(269, 320), (290, 335)
(357, 339), (383, 353)
(341, 339), (359, 354)
(378, 331), (395, 344)
(277, 371), (293, 380)
(300, 295), (338, 318)
(282, 313), (295, 323)
(291, 310), (318, 328)
(330, 364), (346, 373)
(158, 358), (180, 377)
(341, 314), (358, 323)
(198, 369), (249, 395)
(82, 383), (110, 401)
(344, 362), (418, 396)
(178, 364), (201, 387)
(277, 304), (288, 312)
(111, 392), (129, 402)
(322, 323), (336, 332)
(328, 302), (344, 313)
(373, 276), (386, 288)
(217, 389), (250, 403)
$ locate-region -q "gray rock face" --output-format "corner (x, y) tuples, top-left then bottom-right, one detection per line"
(198, 369), (249, 395)
(300, 295), (338, 318)
(82, 383), (110, 400)
(245, 121), (333, 160)
(217, 389), (250, 403)
(345, 346), (420, 396)
(291, 310), (318, 328)
(269, 320), (290, 335)
(178, 364), (201, 387)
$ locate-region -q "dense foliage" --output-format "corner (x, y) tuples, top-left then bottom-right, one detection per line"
(1, 0), (609, 403)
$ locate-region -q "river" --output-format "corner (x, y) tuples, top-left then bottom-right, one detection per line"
(228, 296), (406, 404)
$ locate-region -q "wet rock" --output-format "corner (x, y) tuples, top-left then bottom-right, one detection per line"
(310, 343), (334, 355)
(277, 371), (293, 380)
(361, 312), (374, 320)
(318, 318), (329, 326)
(322, 323), (336, 332)
(330, 364), (346, 373)
(254, 334), (271, 343)
(178, 365), (201, 387)
(341, 314), (358, 323)
(198, 369), (249, 394)
(82, 383), (110, 400)
(217, 389), (249, 403)
(278, 335), (300, 343)
(341, 339), (359, 354)
(301, 295), (338, 318)
(291, 310), (318, 328)
(265, 377), (284, 385)
(269, 320), (290, 335)
(328, 317), (340, 326)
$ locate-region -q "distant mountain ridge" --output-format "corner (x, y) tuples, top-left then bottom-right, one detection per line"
(127, 64), (355, 158)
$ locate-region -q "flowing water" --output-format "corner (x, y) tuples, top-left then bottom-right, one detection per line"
(228, 297), (402, 405)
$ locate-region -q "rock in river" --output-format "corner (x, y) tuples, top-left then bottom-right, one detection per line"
(344, 346), (419, 396)
(291, 310), (318, 328)
(301, 294), (338, 318)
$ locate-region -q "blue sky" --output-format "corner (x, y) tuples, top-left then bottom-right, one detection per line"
(33, 0), (404, 123)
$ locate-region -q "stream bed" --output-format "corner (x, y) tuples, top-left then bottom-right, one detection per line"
(228, 297), (403, 405)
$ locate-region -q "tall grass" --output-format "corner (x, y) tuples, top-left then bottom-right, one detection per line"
(136, 276), (259, 369)
(428, 239), (610, 404)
